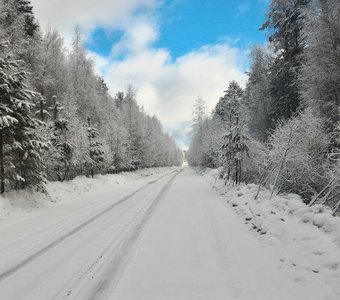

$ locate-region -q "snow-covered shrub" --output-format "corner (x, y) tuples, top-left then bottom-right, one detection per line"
(267, 109), (330, 201)
(241, 138), (269, 184)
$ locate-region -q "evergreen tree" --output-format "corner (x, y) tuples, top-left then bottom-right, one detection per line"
(220, 119), (249, 184)
(261, 0), (309, 122)
(214, 81), (243, 124)
(114, 92), (125, 109)
(87, 117), (105, 178)
(217, 82), (248, 183)
(0, 41), (47, 192)
(15, 0), (39, 37)
(299, 0), (340, 128)
(35, 94), (49, 121)
(48, 96), (74, 182)
(244, 45), (273, 142)
(1, 0), (41, 66)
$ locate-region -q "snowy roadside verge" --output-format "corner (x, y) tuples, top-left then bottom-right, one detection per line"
(198, 167), (340, 297)
(0, 167), (178, 221)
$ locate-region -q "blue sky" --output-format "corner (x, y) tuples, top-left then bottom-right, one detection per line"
(85, 0), (268, 60)
(153, 0), (267, 58)
(32, 0), (269, 149)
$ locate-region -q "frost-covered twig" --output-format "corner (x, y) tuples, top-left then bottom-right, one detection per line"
(255, 163), (272, 200)
(270, 125), (294, 199)
(332, 200), (340, 216)
(309, 178), (335, 206)
(248, 206), (261, 229)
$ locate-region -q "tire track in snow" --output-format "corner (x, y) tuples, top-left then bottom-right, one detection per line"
(50, 196), (156, 299)
(0, 170), (178, 282)
(83, 169), (183, 300)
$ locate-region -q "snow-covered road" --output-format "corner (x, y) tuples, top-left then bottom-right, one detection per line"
(0, 168), (336, 299)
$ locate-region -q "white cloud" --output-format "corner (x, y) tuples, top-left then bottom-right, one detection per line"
(103, 40), (248, 125)
(31, 0), (157, 35)
(111, 18), (159, 56)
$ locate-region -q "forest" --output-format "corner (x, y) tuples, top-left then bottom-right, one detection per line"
(187, 0), (340, 215)
(0, 0), (183, 193)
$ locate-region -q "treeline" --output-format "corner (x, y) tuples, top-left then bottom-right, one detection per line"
(187, 0), (340, 214)
(0, 0), (182, 193)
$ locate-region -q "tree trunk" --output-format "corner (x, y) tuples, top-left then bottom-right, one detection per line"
(39, 96), (44, 121)
(87, 117), (94, 178)
(235, 159), (240, 184)
(332, 199), (340, 216)
(0, 129), (5, 193)
(255, 163), (271, 200)
(270, 126), (293, 199)
(52, 95), (58, 120)
(309, 178), (335, 206)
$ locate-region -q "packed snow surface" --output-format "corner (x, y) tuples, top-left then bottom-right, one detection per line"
(0, 167), (339, 299)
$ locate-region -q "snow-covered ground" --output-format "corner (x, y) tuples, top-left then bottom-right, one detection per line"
(0, 166), (339, 299)
(0, 167), (178, 221)
(0, 167), (180, 299)
(201, 167), (340, 299)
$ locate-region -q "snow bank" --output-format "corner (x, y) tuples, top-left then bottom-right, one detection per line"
(0, 189), (49, 220)
(0, 167), (178, 221)
(199, 167), (340, 296)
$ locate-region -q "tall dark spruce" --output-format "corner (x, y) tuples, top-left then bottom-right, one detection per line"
(0, 41), (47, 193)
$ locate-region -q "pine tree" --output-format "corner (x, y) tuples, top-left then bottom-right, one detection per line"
(217, 82), (249, 183)
(35, 94), (50, 121)
(299, 0), (340, 129)
(214, 81), (243, 124)
(0, 41), (47, 192)
(1, 0), (41, 64)
(220, 116), (249, 184)
(87, 117), (104, 178)
(244, 45), (273, 142)
(15, 0), (39, 37)
(48, 96), (74, 182)
(114, 92), (125, 109)
(261, 0), (309, 122)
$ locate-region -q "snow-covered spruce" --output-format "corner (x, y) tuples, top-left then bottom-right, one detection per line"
(0, 41), (48, 193)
